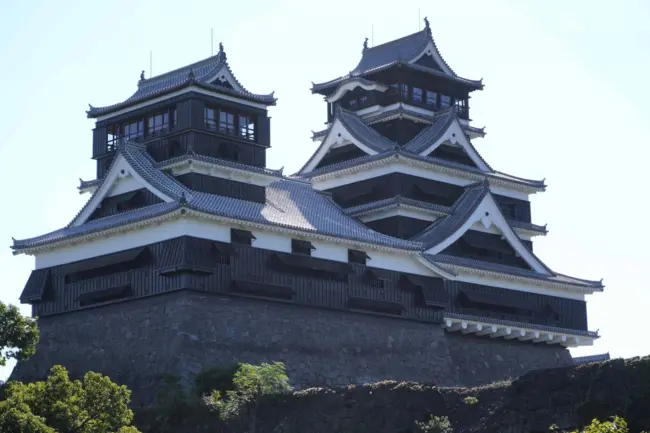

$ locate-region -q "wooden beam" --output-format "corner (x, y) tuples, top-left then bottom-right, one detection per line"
(534, 333), (555, 343)
(477, 325), (498, 336)
(490, 327), (512, 338)
(518, 330), (540, 342)
(462, 323), (483, 334)
(505, 329), (526, 340)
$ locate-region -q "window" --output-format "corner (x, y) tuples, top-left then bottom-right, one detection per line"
(219, 111), (235, 135)
(124, 119), (145, 140)
(106, 124), (120, 151)
(440, 94), (451, 109)
(412, 87), (423, 102)
(389, 83), (399, 94)
(231, 228), (256, 246)
(205, 107), (218, 130)
(348, 249), (369, 265)
(239, 115), (256, 141)
(454, 99), (468, 116)
(426, 90), (437, 108)
(292, 239), (314, 256)
(148, 111), (170, 135)
(400, 84), (409, 99)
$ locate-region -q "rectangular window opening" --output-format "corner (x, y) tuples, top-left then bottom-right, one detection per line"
(412, 87), (423, 102)
(426, 90), (437, 108)
(348, 249), (369, 265)
(231, 228), (256, 246)
(292, 239), (314, 256)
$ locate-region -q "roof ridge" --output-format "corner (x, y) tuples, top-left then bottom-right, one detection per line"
(138, 53), (223, 86)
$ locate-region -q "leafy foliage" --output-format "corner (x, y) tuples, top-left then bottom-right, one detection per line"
(0, 365), (140, 433)
(204, 362), (291, 433)
(193, 362), (241, 397)
(463, 396), (478, 405)
(571, 417), (631, 433)
(0, 301), (39, 366)
(415, 415), (454, 433)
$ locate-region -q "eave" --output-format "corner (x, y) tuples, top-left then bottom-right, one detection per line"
(304, 152), (546, 195)
(443, 314), (597, 347)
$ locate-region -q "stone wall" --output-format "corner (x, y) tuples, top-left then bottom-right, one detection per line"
(11, 290), (573, 407)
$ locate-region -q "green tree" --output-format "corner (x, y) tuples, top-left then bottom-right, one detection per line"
(415, 415), (454, 433)
(203, 362), (291, 433)
(0, 301), (39, 366)
(0, 365), (140, 433)
(569, 416), (648, 433)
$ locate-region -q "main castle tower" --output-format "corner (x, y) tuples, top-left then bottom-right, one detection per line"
(11, 21), (603, 406)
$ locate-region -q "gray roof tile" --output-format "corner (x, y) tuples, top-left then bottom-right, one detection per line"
(573, 353), (610, 365)
(312, 25), (482, 93)
(88, 50), (276, 117)
(412, 180), (490, 247)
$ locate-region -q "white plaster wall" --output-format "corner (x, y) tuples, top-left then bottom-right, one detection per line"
(311, 241), (348, 263)
(251, 230), (291, 253)
(107, 176), (143, 197)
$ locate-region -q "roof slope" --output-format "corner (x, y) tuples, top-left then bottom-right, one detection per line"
(88, 46), (276, 117)
(312, 19), (482, 93)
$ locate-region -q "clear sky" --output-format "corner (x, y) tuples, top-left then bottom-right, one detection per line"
(1, 0), (648, 380)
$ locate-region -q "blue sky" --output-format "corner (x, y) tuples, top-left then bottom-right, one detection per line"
(1, 0), (648, 380)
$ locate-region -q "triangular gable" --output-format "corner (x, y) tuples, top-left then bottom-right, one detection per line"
(70, 152), (176, 227)
(412, 117), (491, 172)
(298, 117), (382, 174)
(409, 39), (455, 77)
(325, 78), (388, 103)
(206, 62), (247, 94)
(423, 189), (552, 275)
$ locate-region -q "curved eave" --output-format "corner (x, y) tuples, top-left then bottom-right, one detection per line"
(302, 151), (546, 193)
(427, 254), (604, 294)
(312, 61), (482, 95)
(157, 153), (285, 179)
(88, 80), (276, 118)
(443, 314), (597, 347)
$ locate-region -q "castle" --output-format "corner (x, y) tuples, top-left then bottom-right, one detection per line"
(11, 20), (604, 406)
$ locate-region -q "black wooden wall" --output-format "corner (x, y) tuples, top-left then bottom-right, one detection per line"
(326, 173), (532, 223)
(365, 216), (431, 239)
(88, 189), (163, 221)
(22, 236), (588, 333)
(175, 173), (265, 204)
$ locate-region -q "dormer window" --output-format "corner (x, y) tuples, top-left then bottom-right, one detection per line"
(292, 239), (314, 256)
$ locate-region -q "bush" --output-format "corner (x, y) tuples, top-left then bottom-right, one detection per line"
(463, 396), (479, 405)
(415, 415), (454, 433)
(194, 362), (242, 397)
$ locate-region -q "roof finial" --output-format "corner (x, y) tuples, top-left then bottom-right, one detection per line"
(187, 68), (195, 82)
(219, 42), (226, 59)
(140, 70), (145, 81)
(424, 16), (431, 35)
(363, 37), (369, 52)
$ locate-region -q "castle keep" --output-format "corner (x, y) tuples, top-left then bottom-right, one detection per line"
(11, 21), (604, 406)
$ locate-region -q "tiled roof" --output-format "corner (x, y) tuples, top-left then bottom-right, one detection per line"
(413, 180), (490, 247)
(87, 49), (276, 117)
(337, 107), (396, 152)
(312, 23), (482, 93)
(344, 196), (452, 217)
(443, 312), (599, 338)
(403, 112), (457, 154)
(424, 254), (604, 290)
(156, 152), (285, 178)
(297, 146), (545, 191)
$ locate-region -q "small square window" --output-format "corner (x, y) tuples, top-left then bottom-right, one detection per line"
(440, 94), (451, 108)
(292, 239), (314, 256)
(231, 228), (256, 246)
(348, 249), (368, 265)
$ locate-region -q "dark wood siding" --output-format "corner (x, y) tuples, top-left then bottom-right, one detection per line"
(370, 118), (427, 145)
(429, 144), (478, 168)
(87, 189), (163, 221)
(145, 130), (266, 167)
(27, 236), (588, 334)
(493, 195), (531, 224)
(175, 173), (265, 204)
(315, 145), (367, 170)
(441, 230), (532, 270)
(365, 216), (431, 239)
(326, 173), (465, 208)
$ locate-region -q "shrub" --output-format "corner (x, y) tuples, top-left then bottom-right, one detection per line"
(415, 415), (454, 433)
(194, 362), (242, 397)
(463, 396), (479, 405)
